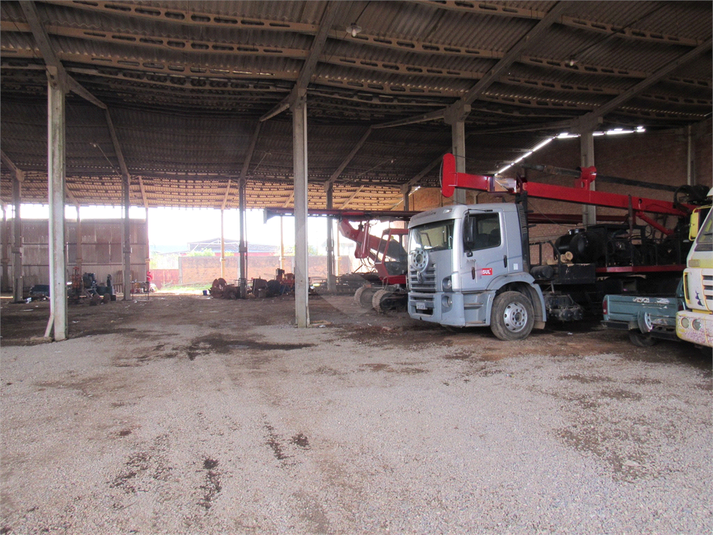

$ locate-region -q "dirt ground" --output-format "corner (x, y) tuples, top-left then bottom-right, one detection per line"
(1, 291), (711, 534)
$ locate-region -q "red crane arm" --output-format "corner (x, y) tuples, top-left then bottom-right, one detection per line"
(441, 153), (691, 218)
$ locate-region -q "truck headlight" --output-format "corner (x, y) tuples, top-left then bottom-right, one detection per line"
(442, 276), (452, 291)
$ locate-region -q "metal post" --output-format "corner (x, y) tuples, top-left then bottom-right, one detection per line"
(452, 120), (467, 205)
(686, 125), (694, 186)
(220, 208), (225, 279)
(1, 204), (9, 293)
(279, 216), (285, 270)
(292, 97), (310, 327)
(445, 103), (470, 205)
(402, 185), (410, 211)
(122, 173), (131, 300)
(580, 131), (596, 226)
(11, 174), (23, 303)
(335, 223), (340, 277)
(75, 207), (82, 275)
(47, 68), (67, 340)
(326, 185), (335, 292)
(238, 179), (248, 297)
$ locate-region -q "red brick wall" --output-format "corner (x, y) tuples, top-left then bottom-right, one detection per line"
(178, 255), (352, 285)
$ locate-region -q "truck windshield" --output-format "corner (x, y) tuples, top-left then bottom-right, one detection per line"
(409, 220), (454, 252)
(694, 210), (712, 252)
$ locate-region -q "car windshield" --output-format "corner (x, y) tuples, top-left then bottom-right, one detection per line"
(409, 220), (454, 252)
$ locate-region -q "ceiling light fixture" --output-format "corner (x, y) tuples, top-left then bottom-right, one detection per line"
(347, 23), (362, 37)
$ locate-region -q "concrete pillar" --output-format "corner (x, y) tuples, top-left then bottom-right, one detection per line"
(326, 185), (335, 292)
(1, 204), (9, 293)
(686, 125), (695, 186)
(11, 174), (23, 303)
(292, 97), (310, 327)
(279, 216), (285, 270)
(445, 103), (470, 205)
(335, 226), (340, 277)
(75, 207), (82, 275)
(122, 173), (131, 300)
(220, 208), (225, 279)
(47, 68), (67, 340)
(238, 179), (248, 298)
(580, 131), (596, 226)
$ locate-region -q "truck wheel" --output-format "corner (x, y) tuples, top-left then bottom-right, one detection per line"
(628, 329), (657, 347)
(490, 291), (534, 341)
(354, 285), (376, 309)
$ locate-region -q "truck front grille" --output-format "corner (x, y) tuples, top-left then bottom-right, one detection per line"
(409, 265), (436, 293)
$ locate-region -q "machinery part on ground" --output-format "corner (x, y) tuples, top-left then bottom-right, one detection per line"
(354, 285), (377, 308)
(372, 287), (407, 314)
(544, 293), (585, 322)
(490, 291), (535, 341)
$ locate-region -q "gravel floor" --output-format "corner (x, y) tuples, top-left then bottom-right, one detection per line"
(1, 294), (711, 534)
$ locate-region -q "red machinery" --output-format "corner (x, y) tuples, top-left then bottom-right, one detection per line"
(339, 219), (409, 311)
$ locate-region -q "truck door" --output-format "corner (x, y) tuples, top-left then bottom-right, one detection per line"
(461, 211), (506, 291)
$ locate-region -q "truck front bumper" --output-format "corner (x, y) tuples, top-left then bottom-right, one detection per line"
(408, 290), (493, 327)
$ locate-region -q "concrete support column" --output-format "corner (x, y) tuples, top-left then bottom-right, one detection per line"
(75, 208), (82, 275)
(580, 131), (596, 226)
(11, 174), (23, 303)
(122, 173), (131, 300)
(1, 204), (9, 293)
(47, 69), (67, 340)
(686, 125), (695, 186)
(238, 180), (248, 298)
(326, 185), (335, 292)
(220, 208), (225, 279)
(279, 217), (285, 270)
(292, 97), (310, 327)
(445, 103), (470, 205)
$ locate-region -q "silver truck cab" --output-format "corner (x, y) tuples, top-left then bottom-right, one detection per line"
(407, 203), (546, 340)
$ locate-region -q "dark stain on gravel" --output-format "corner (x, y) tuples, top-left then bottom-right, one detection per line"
(186, 335), (313, 360)
(560, 374), (613, 384)
(265, 424), (288, 461)
(290, 433), (310, 449)
(199, 458), (221, 510)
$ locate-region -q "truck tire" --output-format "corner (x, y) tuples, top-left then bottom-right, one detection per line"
(354, 285), (376, 309)
(490, 291), (535, 341)
(628, 329), (657, 347)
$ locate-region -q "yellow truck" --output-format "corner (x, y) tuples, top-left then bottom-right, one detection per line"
(677, 194), (713, 349)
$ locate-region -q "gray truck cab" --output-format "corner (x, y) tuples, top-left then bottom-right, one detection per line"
(408, 203), (547, 340)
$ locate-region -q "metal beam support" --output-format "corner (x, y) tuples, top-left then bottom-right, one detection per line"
(47, 68), (67, 340)
(122, 172), (131, 301)
(580, 131), (596, 226)
(324, 127), (372, 190)
(238, 178), (248, 298)
(11, 173), (23, 303)
(574, 38), (712, 133)
(326, 185), (335, 292)
(445, 103), (470, 205)
(1, 151), (25, 300)
(261, 1), (342, 122)
(1, 204), (9, 293)
(292, 97), (310, 328)
(220, 208), (225, 279)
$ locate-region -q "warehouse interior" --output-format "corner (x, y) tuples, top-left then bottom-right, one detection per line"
(2, 1), (711, 340)
(1, 3), (712, 533)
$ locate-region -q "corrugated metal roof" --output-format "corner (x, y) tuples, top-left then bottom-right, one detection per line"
(2, 0), (711, 209)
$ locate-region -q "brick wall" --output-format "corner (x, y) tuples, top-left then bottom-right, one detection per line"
(178, 255), (352, 285)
